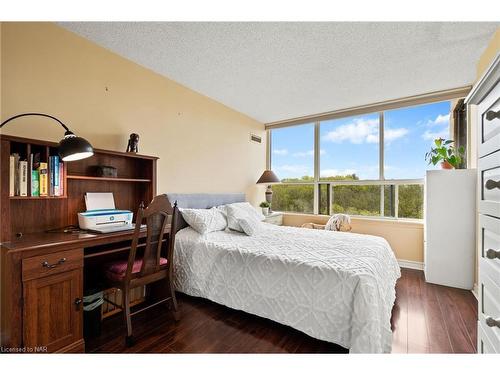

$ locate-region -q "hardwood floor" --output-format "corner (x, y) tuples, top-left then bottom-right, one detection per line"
(86, 268), (477, 353)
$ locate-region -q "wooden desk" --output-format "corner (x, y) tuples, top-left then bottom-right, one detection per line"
(0, 226), (170, 353)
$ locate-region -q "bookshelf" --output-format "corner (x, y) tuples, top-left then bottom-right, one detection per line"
(0, 135), (158, 242)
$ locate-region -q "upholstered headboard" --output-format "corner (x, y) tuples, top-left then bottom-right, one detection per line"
(165, 193), (246, 232)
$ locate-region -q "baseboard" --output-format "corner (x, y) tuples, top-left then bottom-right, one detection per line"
(471, 283), (479, 300)
(397, 259), (424, 270)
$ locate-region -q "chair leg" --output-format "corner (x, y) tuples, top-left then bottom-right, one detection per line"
(168, 279), (180, 321)
(123, 287), (134, 346)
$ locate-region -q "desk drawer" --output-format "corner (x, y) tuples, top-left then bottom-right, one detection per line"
(479, 272), (500, 352)
(22, 248), (83, 281)
(479, 150), (500, 217)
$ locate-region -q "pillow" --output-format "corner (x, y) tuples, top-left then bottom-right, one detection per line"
(226, 202), (264, 232)
(180, 207), (227, 234)
(238, 215), (262, 236)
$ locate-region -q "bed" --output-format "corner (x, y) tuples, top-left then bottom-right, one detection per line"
(167, 193), (401, 353)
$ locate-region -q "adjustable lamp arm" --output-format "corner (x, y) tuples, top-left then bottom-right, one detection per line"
(0, 112), (94, 161)
(0, 112), (71, 133)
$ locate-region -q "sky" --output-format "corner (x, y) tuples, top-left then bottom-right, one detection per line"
(271, 101), (452, 180)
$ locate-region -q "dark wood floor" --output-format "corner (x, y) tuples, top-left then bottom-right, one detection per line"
(86, 269), (477, 353)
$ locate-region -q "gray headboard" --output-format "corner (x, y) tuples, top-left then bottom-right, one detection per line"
(166, 193), (246, 233)
(166, 193), (246, 209)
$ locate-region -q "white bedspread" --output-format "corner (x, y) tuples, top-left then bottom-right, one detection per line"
(173, 223), (400, 353)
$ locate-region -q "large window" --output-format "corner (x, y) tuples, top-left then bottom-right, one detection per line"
(268, 100), (454, 219)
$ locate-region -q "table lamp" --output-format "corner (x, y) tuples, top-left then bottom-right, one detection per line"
(256, 170), (280, 211)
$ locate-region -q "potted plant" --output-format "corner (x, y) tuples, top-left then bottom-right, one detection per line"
(259, 201), (270, 216)
(425, 138), (465, 169)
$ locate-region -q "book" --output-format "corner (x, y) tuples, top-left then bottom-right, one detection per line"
(12, 153), (20, 195)
(49, 156), (54, 196)
(53, 157), (60, 196)
(59, 162), (64, 197)
(28, 154), (33, 195)
(9, 155), (15, 196)
(31, 170), (40, 197)
(18, 160), (28, 196)
(38, 162), (48, 196)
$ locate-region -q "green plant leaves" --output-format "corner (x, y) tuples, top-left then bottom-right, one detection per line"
(426, 138), (464, 168)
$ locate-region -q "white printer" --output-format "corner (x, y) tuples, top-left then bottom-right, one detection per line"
(78, 192), (134, 233)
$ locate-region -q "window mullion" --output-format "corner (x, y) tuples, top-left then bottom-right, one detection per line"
(313, 122), (320, 214)
(395, 185), (399, 219)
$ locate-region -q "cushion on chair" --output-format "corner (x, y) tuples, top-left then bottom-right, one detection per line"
(105, 257), (168, 282)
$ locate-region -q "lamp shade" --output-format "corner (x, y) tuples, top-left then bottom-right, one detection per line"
(256, 170), (280, 184)
(58, 131), (94, 161)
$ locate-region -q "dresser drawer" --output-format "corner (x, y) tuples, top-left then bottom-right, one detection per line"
(22, 248), (83, 281)
(478, 321), (498, 353)
(478, 80), (500, 158)
(479, 215), (500, 268)
(479, 150), (500, 218)
(479, 271), (500, 352)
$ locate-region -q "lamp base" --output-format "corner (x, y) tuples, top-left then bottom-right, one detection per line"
(265, 185), (273, 213)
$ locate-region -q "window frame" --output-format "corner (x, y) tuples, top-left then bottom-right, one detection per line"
(265, 89), (469, 220)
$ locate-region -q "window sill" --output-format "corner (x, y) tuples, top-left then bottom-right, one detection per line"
(282, 212), (424, 228)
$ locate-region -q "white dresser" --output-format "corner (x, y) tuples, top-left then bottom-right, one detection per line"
(465, 53), (500, 354)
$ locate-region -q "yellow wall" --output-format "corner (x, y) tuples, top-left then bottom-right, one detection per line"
(283, 213), (424, 263)
(0, 22), (266, 205)
(476, 28), (500, 79)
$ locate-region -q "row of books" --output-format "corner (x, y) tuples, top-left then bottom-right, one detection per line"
(9, 153), (64, 197)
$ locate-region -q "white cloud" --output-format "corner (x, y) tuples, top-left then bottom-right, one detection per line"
(320, 168), (357, 177)
(273, 148), (288, 155)
(385, 128), (409, 143)
(322, 118), (379, 144)
(428, 114), (450, 126)
(293, 149), (326, 157)
(322, 118), (408, 144)
(422, 128), (449, 141)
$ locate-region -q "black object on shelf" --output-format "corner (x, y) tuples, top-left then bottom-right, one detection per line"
(94, 165), (118, 178)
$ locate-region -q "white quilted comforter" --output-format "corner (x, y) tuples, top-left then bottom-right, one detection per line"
(173, 223), (401, 353)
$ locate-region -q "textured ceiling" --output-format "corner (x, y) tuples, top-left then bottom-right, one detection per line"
(59, 22), (499, 123)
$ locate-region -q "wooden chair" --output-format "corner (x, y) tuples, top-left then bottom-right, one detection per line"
(104, 195), (180, 345)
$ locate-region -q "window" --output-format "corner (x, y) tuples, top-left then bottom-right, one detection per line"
(272, 184), (314, 214)
(271, 123), (314, 182)
(384, 101), (451, 179)
(268, 99), (455, 220)
(332, 185), (381, 216)
(320, 114), (380, 180)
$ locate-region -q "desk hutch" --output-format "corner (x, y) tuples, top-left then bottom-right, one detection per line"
(0, 134), (159, 352)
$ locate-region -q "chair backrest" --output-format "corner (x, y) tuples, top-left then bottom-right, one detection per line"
(124, 195), (179, 282)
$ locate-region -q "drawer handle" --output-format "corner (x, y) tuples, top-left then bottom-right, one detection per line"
(41, 257), (66, 269)
(485, 316), (500, 328)
(485, 110), (500, 121)
(485, 179), (500, 190)
(486, 249), (500, 260)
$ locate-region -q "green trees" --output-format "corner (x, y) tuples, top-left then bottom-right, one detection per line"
(272, 174), (424, 219)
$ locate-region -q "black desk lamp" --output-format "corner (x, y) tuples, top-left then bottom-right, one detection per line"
(0, 113), (94, 161)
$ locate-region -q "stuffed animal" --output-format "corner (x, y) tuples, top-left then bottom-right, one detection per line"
(325, 214), (352, 232)
(301, 214), (352, 232)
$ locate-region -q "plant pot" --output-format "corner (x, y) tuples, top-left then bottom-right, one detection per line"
(441, 161), (454, 169)
(261, 207), (269, 216)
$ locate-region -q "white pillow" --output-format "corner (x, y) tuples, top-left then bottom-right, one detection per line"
(180, 207), (227, 234)
(238, 215), (262, 236)
(226, 202), (264, 232)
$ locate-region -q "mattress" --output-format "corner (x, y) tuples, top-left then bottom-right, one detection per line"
(173, 223), (401, 353)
